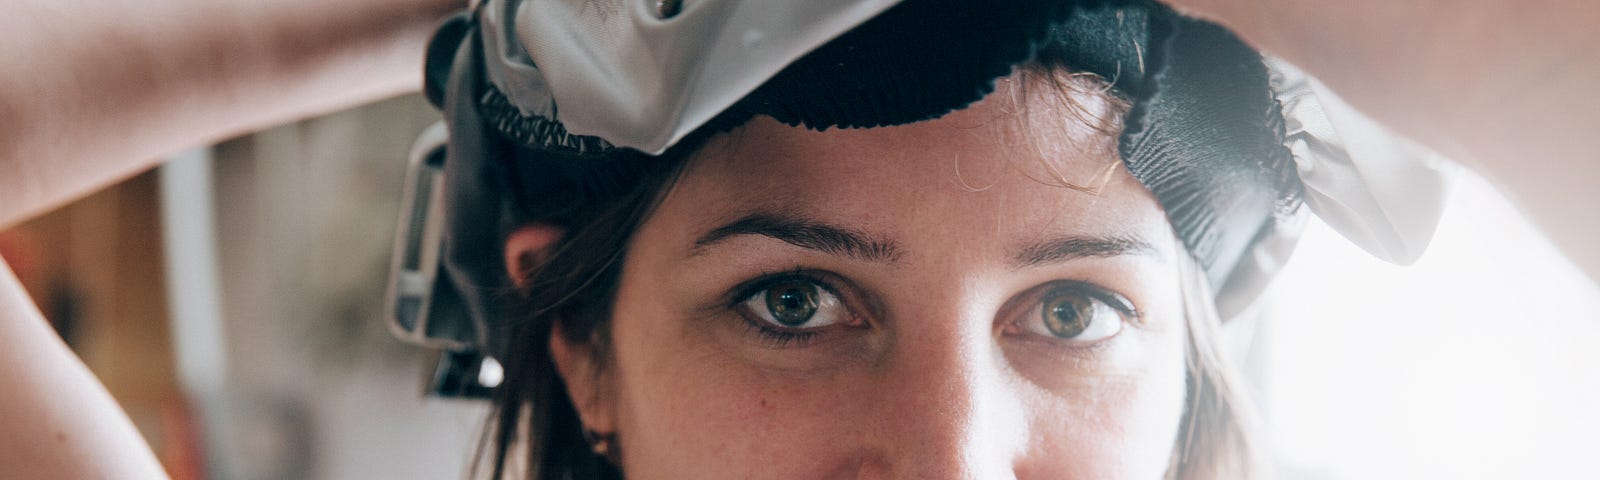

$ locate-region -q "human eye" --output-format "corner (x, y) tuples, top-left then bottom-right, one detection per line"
(730, 272), (860, 348)
(1007, 281), (1138, 345)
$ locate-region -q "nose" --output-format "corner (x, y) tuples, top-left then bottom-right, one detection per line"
(860, 310), (1028, 480)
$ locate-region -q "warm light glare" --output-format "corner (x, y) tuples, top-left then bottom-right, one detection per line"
(1257, 171), (1600, 479)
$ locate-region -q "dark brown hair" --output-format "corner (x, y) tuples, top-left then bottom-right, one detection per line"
(474, 141), (693, 480)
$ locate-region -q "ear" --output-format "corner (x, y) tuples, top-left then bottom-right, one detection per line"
(549, 320), (617, 435)
(503, 224), (565, 289)
(507, 224), (617, 434)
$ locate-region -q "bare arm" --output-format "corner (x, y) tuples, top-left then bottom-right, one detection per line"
(0, 0), (463, 229)
(0, 1), (460, 477)
(0, 261), (170, 478)
(1162, 0), (1600, 280)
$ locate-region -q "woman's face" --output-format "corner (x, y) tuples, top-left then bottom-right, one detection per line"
(554, 79), (1189, 479)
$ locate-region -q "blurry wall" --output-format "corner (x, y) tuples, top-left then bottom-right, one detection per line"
(2, 93), (493, 480)
(208, 95), (484, 480)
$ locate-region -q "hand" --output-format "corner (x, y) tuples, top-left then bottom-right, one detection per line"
(1160, 0), (1600, 282)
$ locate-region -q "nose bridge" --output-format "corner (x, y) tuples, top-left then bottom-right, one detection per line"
(869, 297), (1026, 479)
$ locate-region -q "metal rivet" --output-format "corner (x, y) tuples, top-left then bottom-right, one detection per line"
(657, 0), (682, 18)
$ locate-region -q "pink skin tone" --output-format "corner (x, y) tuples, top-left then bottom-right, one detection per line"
(516, 77), (1190, 479)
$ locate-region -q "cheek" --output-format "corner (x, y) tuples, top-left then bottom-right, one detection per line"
(1018, 341), (1190, 479)
(607, 280), (871, 479)
(1003, 286), (1191, 477)
(607, 307), (1189, 480)
(1020, 312), (1190, 477)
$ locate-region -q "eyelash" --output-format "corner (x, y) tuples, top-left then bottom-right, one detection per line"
(1002, 281), (1143, 353)
(1041, 281), (1142, 321)
(724, 272), (1143, 350)
(741, 322), (822, 349)
(727, 269), (850, 349)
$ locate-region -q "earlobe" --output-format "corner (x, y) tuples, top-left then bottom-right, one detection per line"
(549, 321), (616, 434)
(503, 224), (565, 288)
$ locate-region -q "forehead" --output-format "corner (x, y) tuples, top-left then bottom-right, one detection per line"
(656, 78), (1173, 258)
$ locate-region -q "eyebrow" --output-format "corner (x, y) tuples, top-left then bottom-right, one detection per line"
(692, 213), (902, 264)
(1012, 234), (1160, 268)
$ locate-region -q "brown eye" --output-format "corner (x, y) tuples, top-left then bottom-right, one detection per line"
(765, 280), (819, 327)
(1029, 288), (1125, 342)
(739, 278), (847, 329)
(1042, 292), (1091, 337)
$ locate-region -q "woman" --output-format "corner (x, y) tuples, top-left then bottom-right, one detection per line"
(416, 2), (1291, 478)
(484, 84), (1255, 478)
(2, 0), (1596, 479)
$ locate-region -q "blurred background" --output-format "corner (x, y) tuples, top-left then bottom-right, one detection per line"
(1, 92), (1596, 479)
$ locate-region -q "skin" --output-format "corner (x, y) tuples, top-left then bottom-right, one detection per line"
(0, 0), (459, 477)
(0, 0), (460, 230)
(0, 262), (168, 478)
(531, 78), (1192, 479)
(1163, 0), (1600, 281)
(2, 1), (1596, 478)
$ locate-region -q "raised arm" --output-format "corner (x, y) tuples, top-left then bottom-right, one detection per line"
(0, 0), (463, 229)
(1162, 0), (1600, 280)
(0, 1), (460, 477)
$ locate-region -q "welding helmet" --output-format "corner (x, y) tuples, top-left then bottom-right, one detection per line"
(385, 0), (1452, 397)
